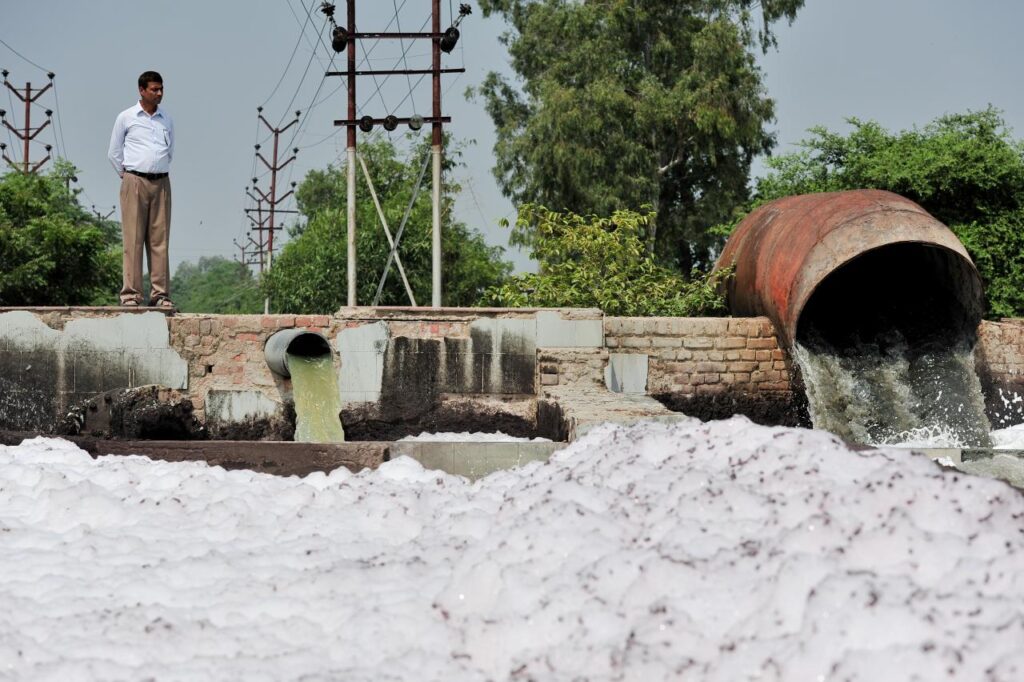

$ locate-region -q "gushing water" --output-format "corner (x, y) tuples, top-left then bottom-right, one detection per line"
(288, 353), (346, 443)
(793, 331), (992, 448)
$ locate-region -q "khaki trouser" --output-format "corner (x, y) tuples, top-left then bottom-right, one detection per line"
(119, 173), (171, 304)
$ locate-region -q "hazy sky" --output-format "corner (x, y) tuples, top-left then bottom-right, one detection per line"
(3, 0), (1024, 278)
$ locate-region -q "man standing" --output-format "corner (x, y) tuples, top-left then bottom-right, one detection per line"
(108, 71), (175, 308)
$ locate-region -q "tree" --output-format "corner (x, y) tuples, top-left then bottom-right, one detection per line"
(752, 108), (1024, 318)
(262, 136), (512, 313)
(483, 205), (729, 316)
(0, 163), (120, 306)
(474, 0), (803, 272)
(171, 256), (263, 313)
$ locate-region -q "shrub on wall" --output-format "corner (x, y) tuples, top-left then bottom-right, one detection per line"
(482, 205), (729, 316)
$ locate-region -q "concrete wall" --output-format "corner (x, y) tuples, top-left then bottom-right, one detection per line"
(1, 306), (1021, 438)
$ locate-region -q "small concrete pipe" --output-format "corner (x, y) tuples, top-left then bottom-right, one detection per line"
(714, 189), (984, 347)
(264, 329), (333, 378)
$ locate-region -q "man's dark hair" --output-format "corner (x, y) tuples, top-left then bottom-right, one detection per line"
(138, 71), (163, 90)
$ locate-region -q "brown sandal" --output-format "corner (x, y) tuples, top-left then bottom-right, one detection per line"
(149, 297), (176, 309)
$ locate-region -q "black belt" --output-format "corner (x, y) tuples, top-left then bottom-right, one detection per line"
(125, 169), (168, 180)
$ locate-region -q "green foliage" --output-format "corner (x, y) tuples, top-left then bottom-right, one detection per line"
(752, 108), (1024, 317)
(171, 256), (263, 313)
(263, 136), (512, 313)
(483, 205), (730, 316)
(474, 0), (803, 272)
(0, 164), (120, 306)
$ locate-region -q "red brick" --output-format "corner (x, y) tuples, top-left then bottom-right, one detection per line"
(746, 338), (777, 350)
(716, 336), (747, 350)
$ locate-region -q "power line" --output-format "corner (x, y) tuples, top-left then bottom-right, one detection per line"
(261, 2), (316, 109)
(0, 38), (49, 73)
(50, 81), (69, 160)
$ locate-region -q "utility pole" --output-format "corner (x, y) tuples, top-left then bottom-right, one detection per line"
(322, 1), (470, 307)
(233, 236), (262, 270)
(345, 0), (357, 307)
(245, 184), (269, 274)
(0, 69), (54, 173)
(247, 176), (300, 272)
(92, 204), (116, 221)
(431, 0), (443, 307)
(245, 108), (300, 313)
(254, 107), (300, 273)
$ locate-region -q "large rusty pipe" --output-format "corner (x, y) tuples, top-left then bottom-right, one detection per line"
(714, 190), (984, 347)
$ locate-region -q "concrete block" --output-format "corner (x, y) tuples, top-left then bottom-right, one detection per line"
(131, 349), (189, 389)
(64, 312), (169, 351)
(206, 389), (281, 423)
(470, 317), (537, 355)
(0, 311), (61, 350)
(605, 353), (649, 395)
(537, 311), (603, 348)
(335, 321), (388, 403)
(391, 441), (560, 481)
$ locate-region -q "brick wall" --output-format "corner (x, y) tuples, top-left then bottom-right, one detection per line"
(168, 314), (333, 416)
(976, 319), (1024, 426)
(603, 316), (793, 396)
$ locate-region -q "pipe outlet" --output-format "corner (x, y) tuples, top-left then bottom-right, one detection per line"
(265, 329), (333, 378)
(714, 189), (984, 348)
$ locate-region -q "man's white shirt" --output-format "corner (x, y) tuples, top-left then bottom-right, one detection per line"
(108, 103), (174, 175)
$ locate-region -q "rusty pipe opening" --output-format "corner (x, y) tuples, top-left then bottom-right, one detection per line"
(796, 242), (983, 348)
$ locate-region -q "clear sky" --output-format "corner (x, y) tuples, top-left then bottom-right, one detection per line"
(3, 0), (1024, 278)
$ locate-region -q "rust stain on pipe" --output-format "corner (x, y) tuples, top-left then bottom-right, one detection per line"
(715, 189), (983, 346)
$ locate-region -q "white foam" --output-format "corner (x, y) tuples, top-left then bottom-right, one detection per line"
(2, 419), (1024, 679)
(992, 423), (1024, 449)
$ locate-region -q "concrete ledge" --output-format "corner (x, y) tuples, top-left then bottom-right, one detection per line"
(391, 441), (563, 480)
(0, 306), (175, 315)
(905, 447), (1024, 464)
(1, 432), (564, 480)
(1, 433), (386, 477)
(544, 386), (689, 441)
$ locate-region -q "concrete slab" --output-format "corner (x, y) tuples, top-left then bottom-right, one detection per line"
(544, 386), (689, 441)
(64, 312), (169, 350)
(336, 321), (388, 403)
(470, 317), (537, 354)
(131, 349), (188, 390)
(606, 353), (649, 394)
(0, 311), (60, 350)
(390, 441), (563, 480)
(536, 311), (603, 348)
(207, 390), (281, 423)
